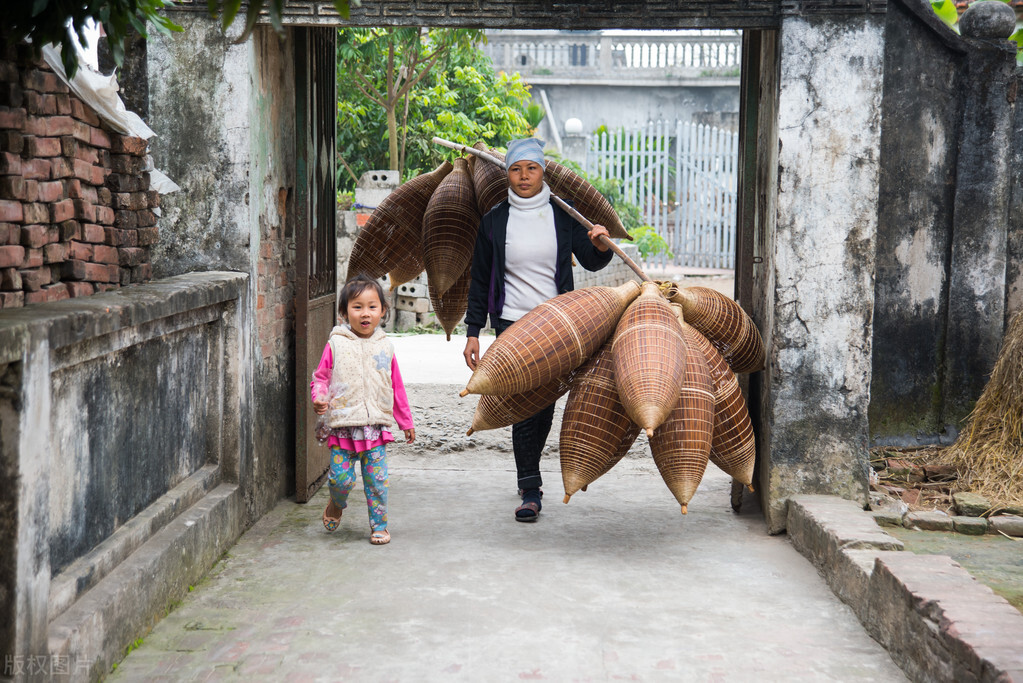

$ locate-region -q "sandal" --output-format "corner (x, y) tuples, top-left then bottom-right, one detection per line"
(322, 502), (342, 532)
(370, 529), (390, 545)
(515, 488), (543, 523)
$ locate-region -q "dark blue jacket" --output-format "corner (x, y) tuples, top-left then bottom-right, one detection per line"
(465, 198), (614, 338)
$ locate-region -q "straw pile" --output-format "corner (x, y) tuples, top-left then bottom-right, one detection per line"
(936, 309), (1023, 507)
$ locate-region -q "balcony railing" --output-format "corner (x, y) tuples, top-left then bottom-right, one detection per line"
(482, 31), (742, 81)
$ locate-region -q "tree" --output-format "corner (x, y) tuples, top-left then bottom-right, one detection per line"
(336, 28), (536, 190)
(4, 0), (355, 78)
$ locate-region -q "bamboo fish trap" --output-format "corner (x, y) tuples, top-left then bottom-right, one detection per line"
(461, 281), (641, 397)
(423, 158), (480, 297)
(649, 330), (715, 514)
(544, 159), (629, 241)
(680, 318), (756, 486)
(467, 371), (576, 435)
(346, 160), (452, 282)
(613, 281), (687, 437)
(429, 263), (472, 341)
(471, 144), (508, 216)
(668, 286), (765, 375)
(560, 340), (641, 501)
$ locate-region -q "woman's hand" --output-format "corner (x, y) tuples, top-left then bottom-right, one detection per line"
(312, 399), (327, 415)
(588, 224), (610, 251)
(463, 337), (480, 371)
(404, 428), (416, 444)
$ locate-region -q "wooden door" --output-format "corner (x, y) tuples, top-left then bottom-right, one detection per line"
(294, 26), (337, 502)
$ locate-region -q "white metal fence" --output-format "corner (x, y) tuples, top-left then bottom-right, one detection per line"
(586, 121), (739, 270)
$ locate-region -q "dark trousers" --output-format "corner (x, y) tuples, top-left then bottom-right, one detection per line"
(495, 319), (556, 491)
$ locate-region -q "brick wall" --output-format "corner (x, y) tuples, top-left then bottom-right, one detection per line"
(0, 42), (159, 309)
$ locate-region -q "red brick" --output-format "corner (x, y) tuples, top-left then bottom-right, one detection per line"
(70, 99), (100, 126)
(111, 136), (148, 155)
(61, 259), (86, 280)
(48, 157), (72, 179)
(132, 263), (152, 282)
(95, 283), (116, 293)
(105, 174), (139, 192)
(23, 159), (51, 180)
(25, 92), (57, 116)
(55, 93), (72, 114)
(0, 176), (25, 201)
(66, 281), (94, 297)
(23, 248), (42, 268)
(22, 203), (48, 224)
(24, 290), (47, 305)
(25, 135), (61, 158)
(112, 192), (132, 210)
(145, 190), (160, 208)
(0, 151), (21, 175)
(94, 244), (118, 264)
(74, 200), (97, 223)
(22, 180), (37, 203)
(60, 135), (77, 157)
(50, 198), (75, 223)
(0, 291), (25, 307)
(73, 143), (98, 165)
(46, 116), (75, 137)
(18, 267), (50, 291)
(69, 182), (97, 204)
(136, 226), (159, 246)
(91, 165), (105, 186)
(110, 154), (144, 175)
(20, 224), (49, 249)
(90, 127), (111, 149)
(21, 70), (61, 93)
(0, 106), (27, 130)
(22, 115), (46, 136)
(118, 247), (145, 267)
(44, 283), (70, 302)
(118, 267), (131, 286)
(0, 199), (23, 223)
(1, 267), (21, 290)
(97, 187), (111, 205)
(0, 245), (25, 268)
(58, 220), (80, 241)
(0, 130), (24, 154)
(5, 225), (19, 246)
(0, 82), (24, 109)
(43, 242), (67, 263)
(112, 227), (137, 247)
(138, 209), (157, 228)
(0, 223), (8, 244)
(95, 205), (114, 226)
(71, 120), (92, 144)
(114, 210), (137, 230)
(35, 180), (62, 203)
(105, 264), (120, 282)
(81, 223), (104, 243)
(72, 158), (93, 182)
(68, 241), (93, 260)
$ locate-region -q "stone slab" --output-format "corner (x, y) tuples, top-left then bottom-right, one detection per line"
(905, 509), (954, 531)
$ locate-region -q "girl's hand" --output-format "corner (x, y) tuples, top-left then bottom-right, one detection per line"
(312, 399), (328, 415)
(588, 224), (610, 251)
(404, 428), (416, 444)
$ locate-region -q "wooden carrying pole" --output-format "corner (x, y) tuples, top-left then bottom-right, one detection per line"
(432, 137), (652, 283)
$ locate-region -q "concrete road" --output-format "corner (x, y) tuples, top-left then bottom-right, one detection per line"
(108, 333), (906, 681)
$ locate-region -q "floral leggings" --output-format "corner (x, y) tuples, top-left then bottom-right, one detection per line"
(327, 445), (388, 531)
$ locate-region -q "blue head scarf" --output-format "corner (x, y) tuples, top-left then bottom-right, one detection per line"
(505, 138), (546, 168)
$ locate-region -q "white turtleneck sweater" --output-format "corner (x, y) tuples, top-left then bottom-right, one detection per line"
(502, 183), (559, 322)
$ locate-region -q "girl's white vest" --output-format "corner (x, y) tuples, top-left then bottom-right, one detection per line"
(325, 324), (394, 429)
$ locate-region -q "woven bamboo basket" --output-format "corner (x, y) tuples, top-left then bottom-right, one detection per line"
(544, 159), (630, 241)
(668, 286), (765, 374)
(613, 281), (687, 437)
(560, 340), (641, 500)
(347, 161), (452, 281)
(468, 371), (575, 435)
(462, 281), (642, 397)
(388, 259), (425, 291)
(423, 158), (480, 297)
(648, 333), (715, 513)
(472, 144), (508, 216)
(429, 263), (472, 341)
(677, 314), (755, 485)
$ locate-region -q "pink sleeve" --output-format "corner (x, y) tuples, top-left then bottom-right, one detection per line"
(391, 354), (414, 431)
(310, 343), (333, 402)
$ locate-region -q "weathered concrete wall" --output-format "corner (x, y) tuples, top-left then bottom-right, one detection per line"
(533, 83), (740, 137)
(870, 0), (963, 444)
(0, 273), (250, 680)
(759, 14), (885, 533)
(1009, 68), (1023, 320)
(148, 24), (298, 520)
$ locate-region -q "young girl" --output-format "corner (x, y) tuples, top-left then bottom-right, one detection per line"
(311, 274), (415, 545)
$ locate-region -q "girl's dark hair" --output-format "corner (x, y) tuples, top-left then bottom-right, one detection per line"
(338, 274), (388, 320)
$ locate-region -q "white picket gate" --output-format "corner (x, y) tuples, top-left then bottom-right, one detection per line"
(585, 121), (739, 270)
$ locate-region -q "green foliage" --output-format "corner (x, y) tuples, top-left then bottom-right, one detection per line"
(523, 102), (545, 132)
(627, 224), (673, 261)
(336, 28), (534, 191)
